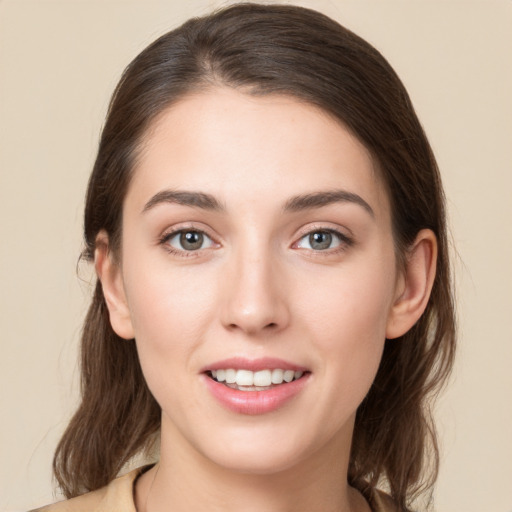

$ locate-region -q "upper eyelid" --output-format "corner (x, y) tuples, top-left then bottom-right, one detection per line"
(291, 225), (355, 251)
(162, 228), (212, 241)
(158, 227), (217, 252)
(297, 230), (350, 244)
(159, 227), (218, 256)
(160, 223), (217, 240)
(157, 222), (353, 246)
(293, 223), (354, 240)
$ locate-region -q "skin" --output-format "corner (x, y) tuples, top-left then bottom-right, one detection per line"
(96, 88), (437, 512)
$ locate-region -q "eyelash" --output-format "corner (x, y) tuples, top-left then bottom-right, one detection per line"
(293, 227), (354, 256)
(158, 226), (354, 257)
(159, 227), (217, 257)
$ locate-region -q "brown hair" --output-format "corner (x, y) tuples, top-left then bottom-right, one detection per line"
(53, 4), (456, 510)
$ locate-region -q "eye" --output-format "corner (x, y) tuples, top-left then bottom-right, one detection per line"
(295, 229), (350, 251)
(163, 229), (215, 252)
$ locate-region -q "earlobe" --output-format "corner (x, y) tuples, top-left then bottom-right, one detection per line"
(386, 229), (437, 339)
(94, 231), (135, 340)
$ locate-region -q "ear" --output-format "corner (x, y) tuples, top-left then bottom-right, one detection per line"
(94, 231), (135, 340)
(386, 229), (437, 339)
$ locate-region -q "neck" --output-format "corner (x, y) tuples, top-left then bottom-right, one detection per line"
(135, 417), (370, 512)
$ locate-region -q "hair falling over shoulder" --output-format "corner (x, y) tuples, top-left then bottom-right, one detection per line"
(53, 4), (456, 510)
(53, 282), (160, 496)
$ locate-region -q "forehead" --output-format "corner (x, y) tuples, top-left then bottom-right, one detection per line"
(127, 88), (390, 219)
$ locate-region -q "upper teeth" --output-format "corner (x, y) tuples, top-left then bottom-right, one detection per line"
(211, 369), (303, 387)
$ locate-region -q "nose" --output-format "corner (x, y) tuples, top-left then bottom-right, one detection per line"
(219, 244), (290, 336)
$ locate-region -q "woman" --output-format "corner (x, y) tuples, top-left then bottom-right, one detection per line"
(35, 3), (455, 511)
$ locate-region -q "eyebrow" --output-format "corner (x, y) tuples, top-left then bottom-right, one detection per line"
(142, 190), (224, 213)
(142, 188), (374, 218)
(283, 189), (374, 217)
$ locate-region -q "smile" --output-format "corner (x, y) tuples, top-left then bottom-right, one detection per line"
(209, 369), (304, 390)
(202, 359), (310, 414)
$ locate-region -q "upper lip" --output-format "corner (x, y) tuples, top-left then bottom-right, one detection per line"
(201, 357), (309, 373)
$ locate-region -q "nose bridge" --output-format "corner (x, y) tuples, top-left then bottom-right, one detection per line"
(220, 234), (288, 335)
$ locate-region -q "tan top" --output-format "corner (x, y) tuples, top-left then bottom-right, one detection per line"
(32, 467), (397, 512)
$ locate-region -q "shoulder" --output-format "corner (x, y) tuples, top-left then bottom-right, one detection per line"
(30, 487), (107, 512)
(30, 467), (145, 512)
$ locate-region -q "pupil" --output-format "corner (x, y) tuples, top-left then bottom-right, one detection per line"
(180, 231), (203, 250)
(310, 231), (332, 250)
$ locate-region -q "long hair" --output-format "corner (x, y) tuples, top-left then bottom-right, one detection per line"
(53, 4), (456, 510)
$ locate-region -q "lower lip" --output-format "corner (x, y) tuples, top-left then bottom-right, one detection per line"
(202, 374), (310, 415)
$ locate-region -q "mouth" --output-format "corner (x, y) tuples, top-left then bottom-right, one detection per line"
(207, 368), (307, 391)
(201, 357), (311, 414)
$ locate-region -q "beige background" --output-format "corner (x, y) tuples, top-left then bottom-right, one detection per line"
(1, 1), (511, 511)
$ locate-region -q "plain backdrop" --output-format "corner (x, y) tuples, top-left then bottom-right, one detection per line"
(1, 1), (511, 511)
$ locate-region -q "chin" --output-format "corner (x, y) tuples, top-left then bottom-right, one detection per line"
(192, 421), (328, 477)
(206, 445), (306, 476)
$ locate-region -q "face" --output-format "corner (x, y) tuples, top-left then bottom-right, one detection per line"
(107, 88), (405, 475)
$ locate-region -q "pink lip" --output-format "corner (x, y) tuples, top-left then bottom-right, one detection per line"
(200, 357), (311, 415)
(201, 357), (308, 373)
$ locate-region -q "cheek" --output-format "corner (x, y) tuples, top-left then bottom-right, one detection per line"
(298, 252), (397, 395)
(123, 248), (215, 334)
(300, 255), (396, 343)
(121, 271), (213, 418)
(121, 258), (219, 386)
(309, 290), (389, 384)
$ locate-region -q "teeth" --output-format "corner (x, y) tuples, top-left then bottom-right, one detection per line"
(236, 370), (253, 386)
(253, 369), (272, 387)
(225, 369), (237, 384)
(210, 368), (305, 387)
(283, 370), (294, 382)
(271, 369), (283, 384)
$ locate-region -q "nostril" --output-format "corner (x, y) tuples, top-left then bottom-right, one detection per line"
(227, 321), (278, 332)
